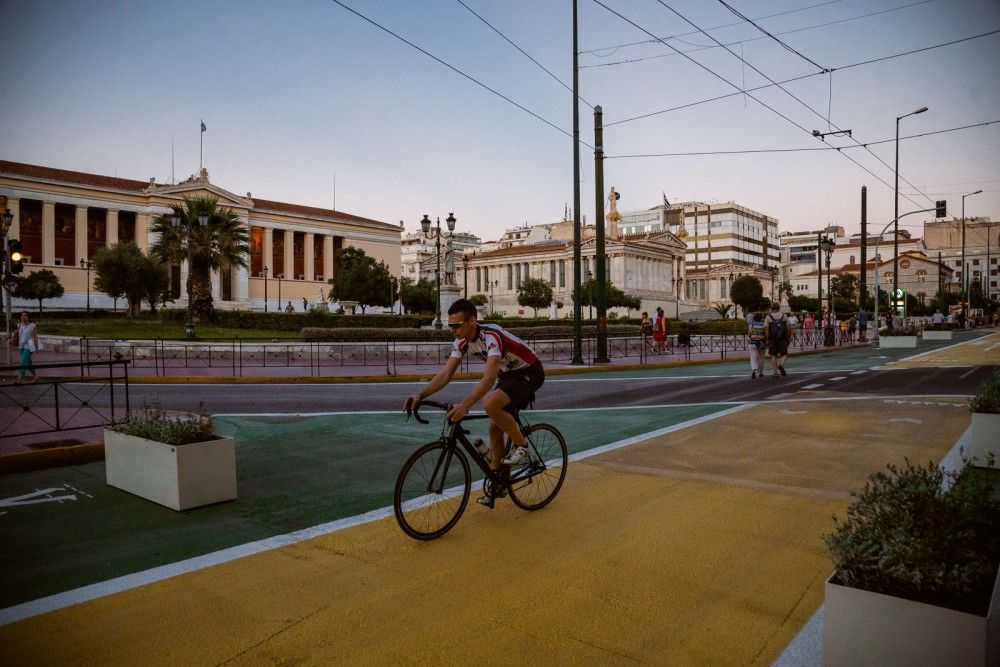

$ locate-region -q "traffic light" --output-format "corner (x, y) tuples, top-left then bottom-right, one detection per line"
(8, 239), (24, 273)
(935, 200), (947, 218)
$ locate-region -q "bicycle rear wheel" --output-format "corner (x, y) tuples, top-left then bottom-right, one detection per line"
(394, 441), (471, 540)
(508, 423), (568, 511)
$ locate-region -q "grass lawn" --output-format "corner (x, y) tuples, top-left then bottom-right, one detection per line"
(30, 316), (301, 341)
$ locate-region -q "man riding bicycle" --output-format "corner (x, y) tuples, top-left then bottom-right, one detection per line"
(404, 298), (545, 508)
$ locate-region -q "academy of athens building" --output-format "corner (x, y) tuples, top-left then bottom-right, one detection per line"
(0, 160), (401, 312)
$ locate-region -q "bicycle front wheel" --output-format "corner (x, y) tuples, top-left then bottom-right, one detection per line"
(508, 423), (568, 511)
(394, 441), (471, 540)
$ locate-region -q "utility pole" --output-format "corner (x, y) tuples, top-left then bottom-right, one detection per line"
(571, 0), (583, 365)
(860, 187), (867, 309)
(594, 105), (608, 363)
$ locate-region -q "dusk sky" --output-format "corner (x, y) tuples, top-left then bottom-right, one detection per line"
(2, 0), (997, 243)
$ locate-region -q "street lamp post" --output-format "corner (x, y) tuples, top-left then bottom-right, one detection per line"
(490, 279), (497, 315)
(79, 258), (93, 315)
(586, 270), (593, 320)
(419, 213), (456, 329)
(961, 189), (983, 324)
(277, 273), (283, 311)
(261, 266), (269, 312)
(462, 254), (469, 299)
(821, 236), (836, 346)
(893, 106), (928, 319)
(2, 207), (15, 352)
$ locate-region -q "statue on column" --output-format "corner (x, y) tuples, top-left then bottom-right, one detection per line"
(606, 187), (621, 240)
(444, 239), (456, 286)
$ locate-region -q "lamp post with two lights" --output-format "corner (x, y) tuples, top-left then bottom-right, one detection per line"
(820, 236), (836, 346)
(961, 188), (983, 324)
(419, 212), (456, 329)
(893, 106), (928, 313)
(170, 212), (208, 340)
(261, 266), (269, 312)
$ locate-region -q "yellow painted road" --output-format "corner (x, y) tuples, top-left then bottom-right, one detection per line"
(2, 397), (969, 666)
(885, 331), (1000, 368)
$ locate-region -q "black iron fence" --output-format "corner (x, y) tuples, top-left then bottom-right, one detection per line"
(0, 359), (131, 439)
(70, 328), (857, 376)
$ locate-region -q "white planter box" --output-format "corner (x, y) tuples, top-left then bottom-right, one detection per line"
(879, 335), (918, 348)
(824, 571), (1000, 666)
(104, 430), (237, 511)
(922, 329), (954, 340)
(969, 412), (1000, 468)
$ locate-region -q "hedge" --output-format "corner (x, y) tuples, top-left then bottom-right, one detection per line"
(157, 308), (431, 331)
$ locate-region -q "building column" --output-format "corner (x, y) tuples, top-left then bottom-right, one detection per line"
(106, 209), (119, 246)
(135, 212), (149, 251)
(42, 201), (55, 266)
(283, 230), (294, 280)
(179, 260), (190, 301)
(323, 235), (334, 281)
(263, 228), (274, 273)
(304, 233), (315, 281)
(234, 266), (249, 302)
(75, 205), (88, 264)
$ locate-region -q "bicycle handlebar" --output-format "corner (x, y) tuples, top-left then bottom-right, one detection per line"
(406, 399), (452, 425)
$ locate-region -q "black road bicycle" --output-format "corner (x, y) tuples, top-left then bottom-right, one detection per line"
(393, 399), (568, 540)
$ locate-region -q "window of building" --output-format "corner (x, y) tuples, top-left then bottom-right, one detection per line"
(507, 265), (513, 290)
(515, 263), (522, 289)
(558, 259), (565, 287)
(476, 267), (481, 292)
(550, 260), (556, 285)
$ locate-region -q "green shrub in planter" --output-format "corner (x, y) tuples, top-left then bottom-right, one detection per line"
(111, 406), (214, 446)
(969, 369), (1000, 414)
(881, 323), (920, 336)
(824, 458), (1000, 615)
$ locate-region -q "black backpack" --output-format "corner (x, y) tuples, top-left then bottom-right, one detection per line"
(768, 316), (787, 342)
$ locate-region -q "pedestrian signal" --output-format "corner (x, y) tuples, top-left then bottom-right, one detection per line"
(8, 239), (23, 273)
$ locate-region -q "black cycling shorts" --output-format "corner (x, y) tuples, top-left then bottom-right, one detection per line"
(495, 362), (545, 411)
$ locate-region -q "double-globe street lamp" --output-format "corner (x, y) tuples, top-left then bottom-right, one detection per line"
(893, 106), (928, 326)
(419, 212), (456, 329)
(961, 188), (983, 323)
(170, 213), (208, 340)
(79, 258), (93, 315)
(820, 236), (836, 347)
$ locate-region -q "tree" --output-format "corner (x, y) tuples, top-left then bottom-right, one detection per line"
(779, 280), (794, 302)
(518, 277), (553, 317)
(14, 269), (64, 312)
(468, 293), (488, 307)
(788, 294), (820, 313)
(327, 246), (393, 313)
(831, 273), (859, 301)
(149, 196), (249, 323)
(94, 242), (167, 316)
(710, 302), (733, 319)
(730, 275), (764, 318)
(399, 277), (437, 314)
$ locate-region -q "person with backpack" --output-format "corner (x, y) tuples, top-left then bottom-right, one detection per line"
(763, 302), (791, 377)
(748, 311), (766, 378)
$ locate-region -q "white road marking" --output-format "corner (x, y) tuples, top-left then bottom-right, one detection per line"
(850, 370), (867, 375)
(779, 409), (808, 415)
(801, 384), (823, 390)
(0, 488), (77, 509)
(959, 367), (979, 379)
(889, 418), (922, 424)
(829, 376), (847, 381)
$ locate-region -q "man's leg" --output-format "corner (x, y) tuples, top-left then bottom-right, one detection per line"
(483, 389), (525, 464)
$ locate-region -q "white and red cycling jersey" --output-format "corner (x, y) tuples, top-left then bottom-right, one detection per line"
(450, 323), (540, 374)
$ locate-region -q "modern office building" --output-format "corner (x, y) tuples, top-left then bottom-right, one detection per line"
(0, 160), (401, 312)
(923, 217), (998, 300)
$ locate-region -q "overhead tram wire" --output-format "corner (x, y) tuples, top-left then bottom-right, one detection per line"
(652, 0), (940, 209)
(604, 30), (1000, 127)
(581, 0), (935, 68)
(605, 120), (1000, 159)
(716, 0), (828, 72)
(589, 0), (930, 210)
(455, 0), (594, 109)
(327, 0), (591, 148)
(580, 0), (855, 57)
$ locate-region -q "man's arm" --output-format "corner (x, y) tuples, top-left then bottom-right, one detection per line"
(405, 356), (461, 413)
(446, 355), (500, 422)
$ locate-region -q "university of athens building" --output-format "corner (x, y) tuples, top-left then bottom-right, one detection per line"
(0, 160), (401, 312)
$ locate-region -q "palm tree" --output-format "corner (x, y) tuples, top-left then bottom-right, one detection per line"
(149, 196), (249, 323)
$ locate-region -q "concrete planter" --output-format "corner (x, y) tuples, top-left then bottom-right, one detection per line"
(922, 329), (954, 340)
(968, 412), (1000, 468)
(824, 571), (1000, 666)
(104, 430), (237, 511)
(879, 335), (918, 348)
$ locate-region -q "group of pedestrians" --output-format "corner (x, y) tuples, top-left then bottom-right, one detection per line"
(640, 307), (668, 354)
(747, 303), (790, 378)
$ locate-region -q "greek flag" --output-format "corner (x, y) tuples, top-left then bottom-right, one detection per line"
(200, 120), (207, 133)
(662, 192), (670, 207)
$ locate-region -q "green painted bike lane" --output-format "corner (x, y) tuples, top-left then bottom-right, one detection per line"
(0, 403), (727, 611)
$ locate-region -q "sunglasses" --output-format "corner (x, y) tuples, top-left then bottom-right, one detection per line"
(447, 320), (467, 329)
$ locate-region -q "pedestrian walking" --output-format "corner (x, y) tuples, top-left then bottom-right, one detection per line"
(748, 311), (766, 378)
(763, 303), (791, 377)
(653, 306), (667, 353)
(640, 311), (654, 351)
(11, 311), (40, 384)
(857, 307), (868, 342)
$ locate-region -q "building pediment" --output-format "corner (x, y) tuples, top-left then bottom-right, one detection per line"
(150, 180), (253, 209)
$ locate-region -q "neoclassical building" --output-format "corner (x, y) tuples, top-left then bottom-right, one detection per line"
(0, 160), (401, 311)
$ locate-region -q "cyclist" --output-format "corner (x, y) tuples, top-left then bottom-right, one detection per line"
(404, 298), (545, 508)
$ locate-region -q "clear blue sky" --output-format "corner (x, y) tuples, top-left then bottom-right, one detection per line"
(1, 0), (997, 242)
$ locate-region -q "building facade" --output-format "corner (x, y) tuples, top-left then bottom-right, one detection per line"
(923, 217), (998, 300)
(0, 161), (401, 312)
